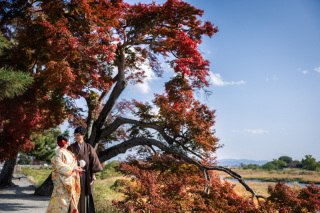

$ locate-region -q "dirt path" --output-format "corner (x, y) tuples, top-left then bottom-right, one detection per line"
(0, 175), (50, 213)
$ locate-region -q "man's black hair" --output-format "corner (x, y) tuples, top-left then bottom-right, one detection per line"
(57, 134), (70, 143)
(74, 126), (87, 136)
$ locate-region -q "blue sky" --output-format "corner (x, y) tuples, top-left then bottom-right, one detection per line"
(62, 0), (320, 161)
(191, 0), (320, 161)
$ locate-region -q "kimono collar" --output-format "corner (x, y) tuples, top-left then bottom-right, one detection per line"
(78, 142), (83, 150)
(77, 142), (84, 155)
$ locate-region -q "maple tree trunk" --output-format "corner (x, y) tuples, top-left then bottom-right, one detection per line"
(34, 173), (53, 196)
(0, 158), (17, 188)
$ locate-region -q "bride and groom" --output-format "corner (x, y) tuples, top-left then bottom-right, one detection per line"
(46, 126), (103, 213)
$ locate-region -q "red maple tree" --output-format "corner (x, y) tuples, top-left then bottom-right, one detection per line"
(1, 0), (319, 212)
(114, 154), (258, 213)
(261, 182), (320, 212)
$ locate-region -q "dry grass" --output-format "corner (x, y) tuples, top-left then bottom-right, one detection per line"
(217, 168), (320, 202)
(94, 177), (127, 213)
(217, 169), (320, 184)
(222, 180), (276, 198)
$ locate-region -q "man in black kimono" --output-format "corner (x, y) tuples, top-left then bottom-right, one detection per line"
(68, 126), (103, 213)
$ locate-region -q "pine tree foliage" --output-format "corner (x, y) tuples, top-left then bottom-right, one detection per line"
(0, 34), (33, 100)
(25, 128), (66, 163)
(0, 66), (33, 101)
(17, 152), (32, 165)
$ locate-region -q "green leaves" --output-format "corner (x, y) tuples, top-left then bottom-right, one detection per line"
(302, 155), (320, 171)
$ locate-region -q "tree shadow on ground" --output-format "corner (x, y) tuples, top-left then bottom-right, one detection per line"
(0, 183), (50, 212)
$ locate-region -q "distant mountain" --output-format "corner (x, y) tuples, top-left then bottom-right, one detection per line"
(217, 159), (268, 167)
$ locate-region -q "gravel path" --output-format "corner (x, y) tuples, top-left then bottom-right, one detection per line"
(0, 175), (50, 213)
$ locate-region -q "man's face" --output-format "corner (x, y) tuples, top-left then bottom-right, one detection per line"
(74, 133), (85, 143)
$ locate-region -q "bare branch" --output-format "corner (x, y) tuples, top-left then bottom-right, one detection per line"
(148, 145), (157, 154)
(98, 91), (108, 103)
(100, 117), (173, 143)
(99, 117), (205, 160)
(97, 136), (266, 202)
(173, 140), (205, 161)
(129, 39), (166, 47)
(203, 166), (267, 202)
(98, 137), (175, 162)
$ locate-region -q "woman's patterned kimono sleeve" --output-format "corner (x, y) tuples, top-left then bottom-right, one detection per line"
(51, 151), (74, 176)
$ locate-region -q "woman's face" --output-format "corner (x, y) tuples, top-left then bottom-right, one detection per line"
(66, 138), (71, 147)
(63, 138), (71, 148)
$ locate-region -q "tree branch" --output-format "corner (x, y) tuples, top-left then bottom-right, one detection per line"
(99, 117), (205, 160)
(97, 136), (266, 202)
(100, 117), (173, 143)
(89, 46), (126, 147)
(129, 39), (165, 47)
(89, 80), (127, 147)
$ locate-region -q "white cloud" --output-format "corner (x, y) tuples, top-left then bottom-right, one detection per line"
(266, 75), (279, 82)
(302, 70), (309, 75)
(232, 129), (270, 135)
(244, 129), (270, 134)
(125, 47), (158, 94)
(209, 72), (245, 86)
(135, 64), (156, 94)
(161, 61), (174, 73)
(314, 66), (320, 73)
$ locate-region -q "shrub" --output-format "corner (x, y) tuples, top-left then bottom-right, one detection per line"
(113, 154), (258, 213)
(263, 182), (320, 212)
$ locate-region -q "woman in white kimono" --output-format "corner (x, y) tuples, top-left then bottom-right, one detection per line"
(46, 134), (82, 213)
